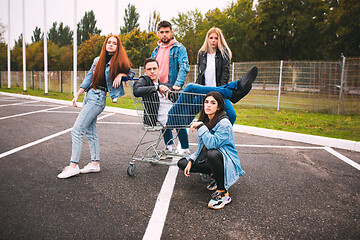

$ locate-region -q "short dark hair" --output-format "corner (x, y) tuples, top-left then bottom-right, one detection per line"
(143, 58), (159, 69)
(157, 20), (172, 31)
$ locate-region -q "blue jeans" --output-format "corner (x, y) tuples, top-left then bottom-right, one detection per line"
(167, 82), (238, 126)
(224, 99), (236, 125)
(70, 88), (107, 164)
(162, 128), (189, 149)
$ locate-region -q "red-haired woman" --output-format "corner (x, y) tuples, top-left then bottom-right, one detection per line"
(58, 35), (134, 179)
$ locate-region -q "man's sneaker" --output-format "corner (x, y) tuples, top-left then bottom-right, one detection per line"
(80, 163), (101, 174)
(229, 66), (257, 103)
(57, 165), (80, 179)
(112, 98), (118, 103)
(207, 179), (217, 191)
(208, 190), (232, 209)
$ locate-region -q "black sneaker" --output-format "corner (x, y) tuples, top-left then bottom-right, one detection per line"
(208, 190), (231, 209)
(229, 66), (258, 103)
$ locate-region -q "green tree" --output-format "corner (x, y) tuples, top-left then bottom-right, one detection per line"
(14, 33), (23, 48)
(77, 10), (102, 45)
(31, 26), (44, 43)
(148, 10), (161, 33)
(26, 41), (44, 70)
(48, 22), (73, 46)
(121, 4), (140, 34)
(250, 0), (328, 60)
(324, 0), (360, 58)
(121, 29), (157, 67)
(222, 0), (256, 61)
(77, 34), (105, 70)
(0, 22), (5, 42)
(0, 23), (6, 72)
(171, 9), (205, 64)
(48, 22), (59, 45)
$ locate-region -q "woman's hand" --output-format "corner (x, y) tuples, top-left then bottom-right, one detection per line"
(190, 121), (204, 132)
(71, 88), (85, 107)
(113, 73), (126, 88)
(184, 161), (192, 177)
(72, 95), (79, 107)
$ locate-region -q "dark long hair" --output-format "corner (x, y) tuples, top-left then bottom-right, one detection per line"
(198, 91), (226, 130)
(91, 35), (131, 88)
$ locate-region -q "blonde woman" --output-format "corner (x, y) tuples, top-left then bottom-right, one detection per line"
(196, 27), (236, 125)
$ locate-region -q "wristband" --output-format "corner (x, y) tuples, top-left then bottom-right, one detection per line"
(196, 123), (205, 130)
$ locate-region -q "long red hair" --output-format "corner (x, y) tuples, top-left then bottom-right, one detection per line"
(91, 35), (131, 88)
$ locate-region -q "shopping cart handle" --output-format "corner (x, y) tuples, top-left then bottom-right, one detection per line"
(122, 77), (139, 82)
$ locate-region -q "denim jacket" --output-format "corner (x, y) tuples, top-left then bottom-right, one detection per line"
(80, 56), (135, 99)
(151, 41), (190, 88)
(187, 118), (244, 189)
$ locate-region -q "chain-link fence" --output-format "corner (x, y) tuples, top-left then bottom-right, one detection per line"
(1, 58), (359, 115)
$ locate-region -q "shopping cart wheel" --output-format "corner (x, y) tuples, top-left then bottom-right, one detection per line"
(200, 173), (211, 183)
(127, 164), (135, 176)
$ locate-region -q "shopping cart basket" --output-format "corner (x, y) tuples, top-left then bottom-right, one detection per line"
(127, 80), (206, 176)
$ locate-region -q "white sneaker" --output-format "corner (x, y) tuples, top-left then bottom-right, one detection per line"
(166, 144), (175, 152)
(80, 163), (100, 174)
(57, 165), (80, 179)
(179, 148), (191, 156)
(112, 98), (118, 103)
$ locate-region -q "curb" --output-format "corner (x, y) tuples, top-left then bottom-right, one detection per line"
(1, 91), (359, 152)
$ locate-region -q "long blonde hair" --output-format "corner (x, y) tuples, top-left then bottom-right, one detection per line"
(199, 27), (232, 60)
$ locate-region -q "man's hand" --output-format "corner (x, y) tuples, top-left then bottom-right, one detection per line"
(172, 85), (181, 91)
(158, 85), (170, 98)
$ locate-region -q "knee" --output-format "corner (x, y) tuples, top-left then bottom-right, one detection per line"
(228, 111), (237, 125)
(177, 158), (188, 170)
(183, 83), (196, 92)
(205, 149), (223, 162)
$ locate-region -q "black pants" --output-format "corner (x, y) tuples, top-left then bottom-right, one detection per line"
(177, 149), (225, 190)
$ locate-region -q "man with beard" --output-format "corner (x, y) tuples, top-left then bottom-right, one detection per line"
(151, 20), (190, 154)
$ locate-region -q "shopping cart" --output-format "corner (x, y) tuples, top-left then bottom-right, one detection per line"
(127, 80), (206, 176)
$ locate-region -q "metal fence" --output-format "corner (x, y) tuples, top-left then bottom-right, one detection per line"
(1, 58), (359, 115)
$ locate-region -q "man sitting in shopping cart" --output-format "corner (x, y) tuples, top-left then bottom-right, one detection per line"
(132, 58), (191, 154)
(132, 58), (257, 149)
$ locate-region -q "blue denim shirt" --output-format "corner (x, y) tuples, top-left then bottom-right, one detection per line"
(80, 56), (135, 99)
(187, 118), (245, 189)
(151, 41), (190, 88)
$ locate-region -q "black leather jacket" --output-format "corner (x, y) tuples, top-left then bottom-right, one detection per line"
(133, 75), (174, 126)
(196, 49), (230, 86)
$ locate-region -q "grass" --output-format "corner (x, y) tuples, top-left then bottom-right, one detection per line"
(1, 87), (359, 142)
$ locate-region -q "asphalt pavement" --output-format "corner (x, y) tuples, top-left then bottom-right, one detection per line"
(0, 93), (359, 239)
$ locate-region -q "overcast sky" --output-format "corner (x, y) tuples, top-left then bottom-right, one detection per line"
(0, 0), (234, 47)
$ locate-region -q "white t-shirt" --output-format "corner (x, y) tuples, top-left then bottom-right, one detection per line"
(154, 82), (173, 126)
(204, 52), (216, 87)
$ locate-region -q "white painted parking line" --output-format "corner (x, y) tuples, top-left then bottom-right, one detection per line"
(0, 99), (27, 102)
(0, 112), (115, 159)
(192, 143), (360, 171)
(44, 110), (80, 114)
(0, 106), (67, 120)
(23, 104), (61, 107)
(97, 121), (140, 125)
(0, 100), (39, 107)
(324, 147), (360, 170)
(143, 165), (179, 240)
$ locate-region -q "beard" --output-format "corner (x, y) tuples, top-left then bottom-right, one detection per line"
(161, 37), (172, 44)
